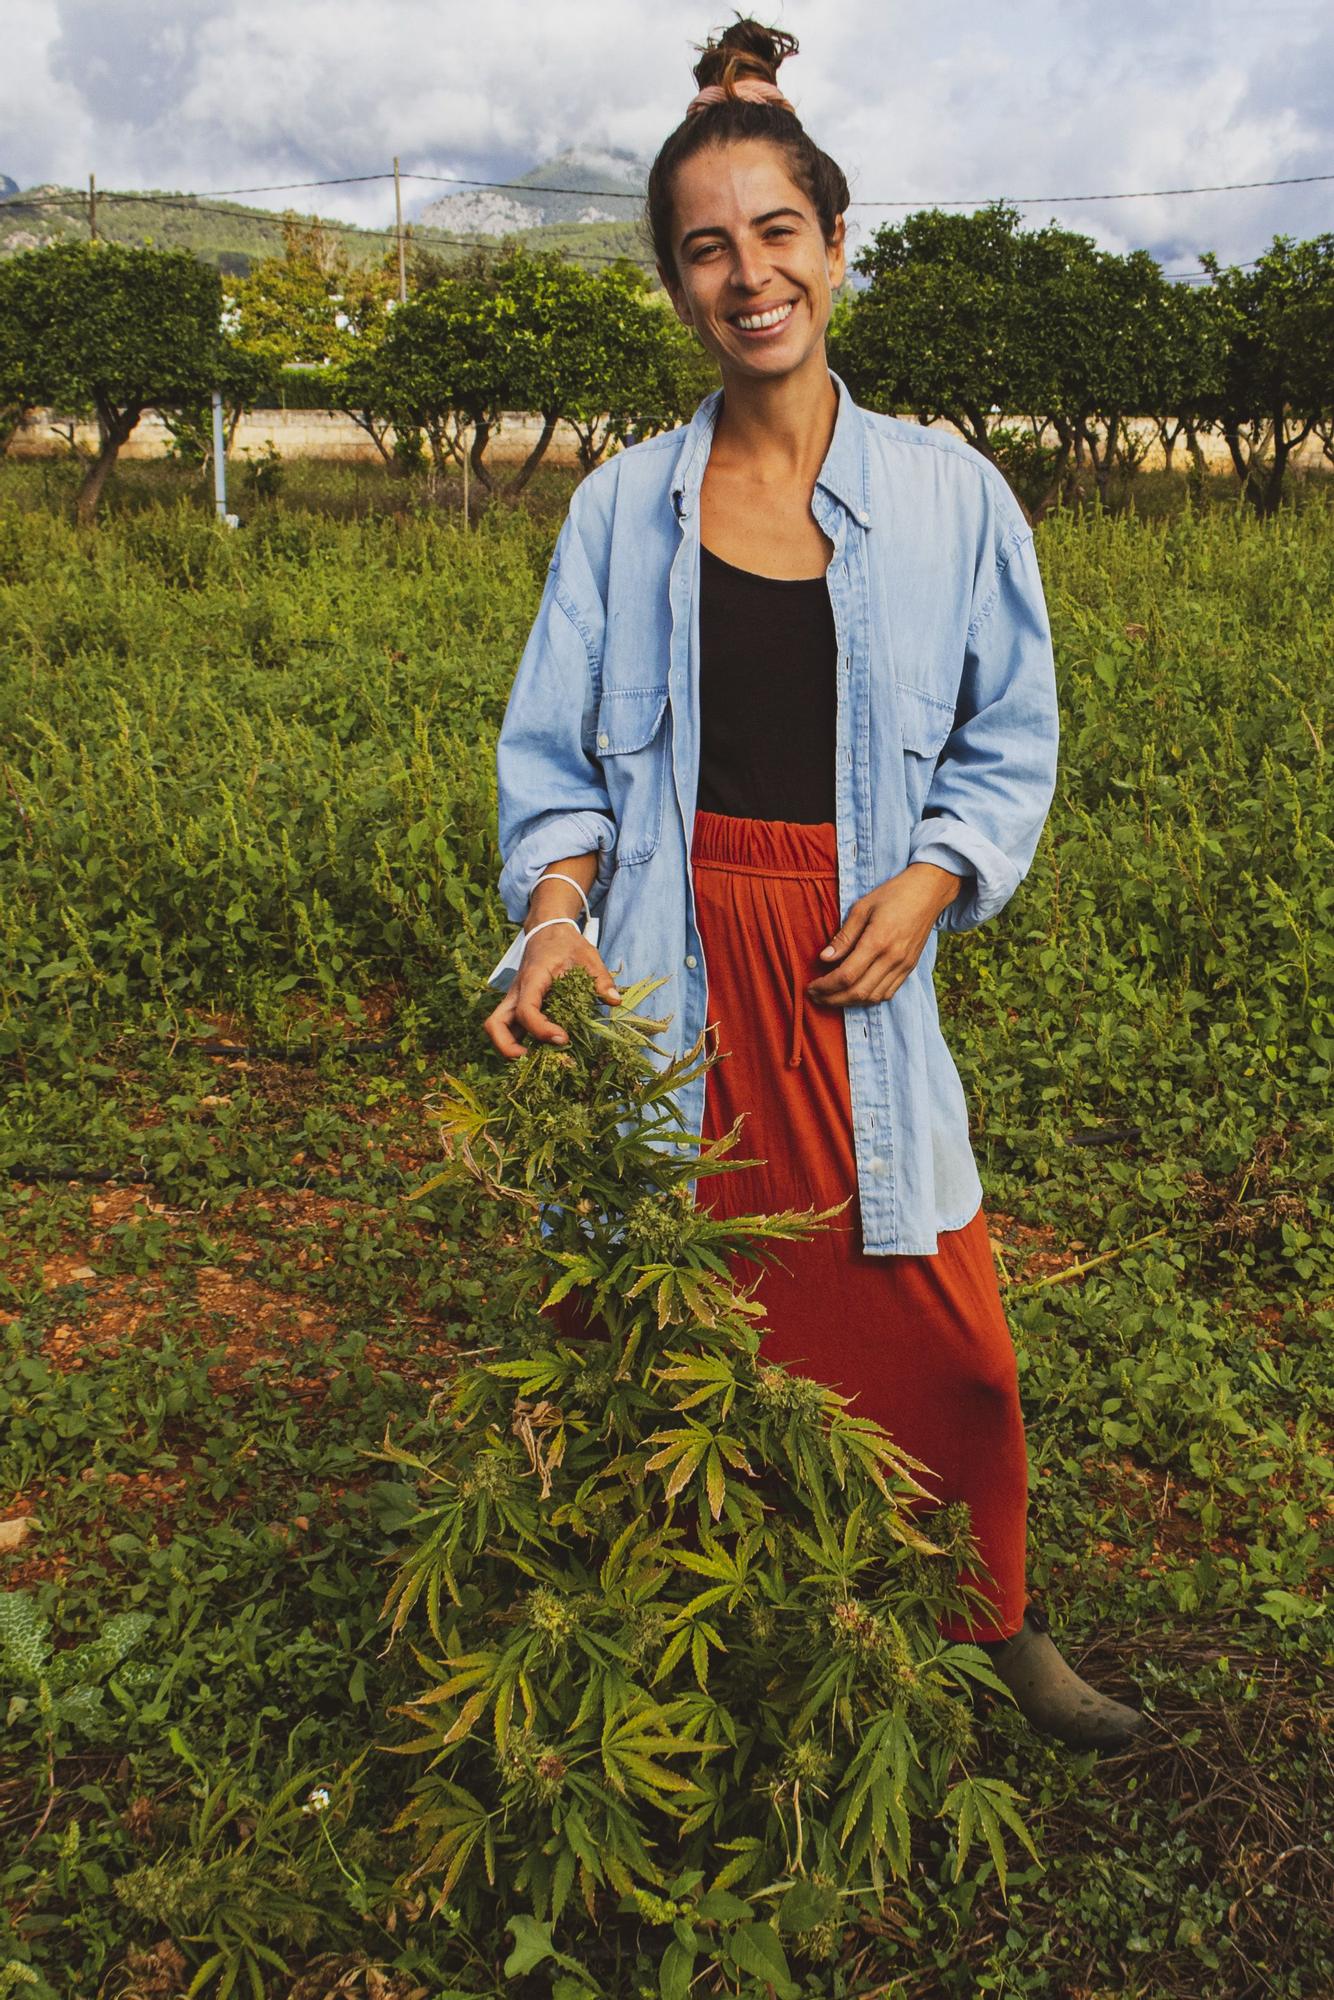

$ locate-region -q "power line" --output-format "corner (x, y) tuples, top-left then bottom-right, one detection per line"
(4, 162), (1333, 211)
(850, 168), (1334, 208)
(0, 188), (639, 267)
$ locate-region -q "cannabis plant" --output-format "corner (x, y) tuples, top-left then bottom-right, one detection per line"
(378, 969), (1036, 1990)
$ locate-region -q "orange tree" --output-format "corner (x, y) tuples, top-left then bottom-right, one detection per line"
(0, 240), (221, 521)
(336, 248), (715, 499)
(1197, 233), (1334, 514)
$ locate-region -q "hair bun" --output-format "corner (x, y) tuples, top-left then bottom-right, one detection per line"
(691, 17), (799, 95)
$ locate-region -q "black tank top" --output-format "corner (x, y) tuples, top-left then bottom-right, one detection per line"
(696, 542), (838, 824)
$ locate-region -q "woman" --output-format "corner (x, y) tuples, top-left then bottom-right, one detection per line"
(484, 19), (1143, 1753)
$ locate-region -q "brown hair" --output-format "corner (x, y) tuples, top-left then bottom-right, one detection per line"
(646, 16), (851, 287)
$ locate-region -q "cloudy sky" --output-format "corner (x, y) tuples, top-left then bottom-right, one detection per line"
(4, 0), (1331, 274)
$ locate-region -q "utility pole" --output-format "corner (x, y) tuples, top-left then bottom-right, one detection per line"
(393, 155), (407, 304)
(211, 390), (238, 527)
(88, 173), (97, 241)
(211, 390), (227, 519)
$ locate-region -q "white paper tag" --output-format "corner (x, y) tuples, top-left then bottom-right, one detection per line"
(486, 913), (600, 991)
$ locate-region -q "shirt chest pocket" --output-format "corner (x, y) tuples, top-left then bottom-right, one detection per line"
(594, 685), (670, 866)
(896, 681), (956, 819)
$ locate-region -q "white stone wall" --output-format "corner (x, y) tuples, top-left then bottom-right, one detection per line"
(8, 406), (588, 464)
(8, 405), (1328, 473)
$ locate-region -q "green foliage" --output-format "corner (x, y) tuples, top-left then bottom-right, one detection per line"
(0, 496), (548, 1068)
(0, 468), (1328, 1998)
(831, 206), (1334, 518)
(335, 247), (711, 495)
(0, 241), (222, 520)
(1198, 232), (1334, 513)
(379, 967), (1032, 1976)
(0, 1590), (152, 1745)
(222, 215), (398, 371)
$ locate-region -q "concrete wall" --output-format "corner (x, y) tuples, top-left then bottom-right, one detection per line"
(8, 405), (587, 464)
(8, 404), (1329, 473)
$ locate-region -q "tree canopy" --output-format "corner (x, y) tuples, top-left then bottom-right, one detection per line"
(0, 239), (222, 520)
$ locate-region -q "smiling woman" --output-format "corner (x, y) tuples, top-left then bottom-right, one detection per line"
(486, 16), (1145, 1755)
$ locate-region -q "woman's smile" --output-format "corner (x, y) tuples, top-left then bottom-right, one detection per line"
(730, 297), (798, 336)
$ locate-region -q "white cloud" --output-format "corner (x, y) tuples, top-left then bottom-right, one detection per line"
(3, 0), (1331, 265)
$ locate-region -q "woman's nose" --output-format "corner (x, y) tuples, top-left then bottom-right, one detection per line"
(728, 244), (771, 293)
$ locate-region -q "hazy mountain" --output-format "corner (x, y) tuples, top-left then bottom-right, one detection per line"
(416, 147), (648, 237)
(0, 153), (657, 277)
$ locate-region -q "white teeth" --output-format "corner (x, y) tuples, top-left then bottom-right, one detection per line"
(735, 301), (794, 330)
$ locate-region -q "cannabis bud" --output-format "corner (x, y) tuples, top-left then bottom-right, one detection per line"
(543, 966), (601, 1035)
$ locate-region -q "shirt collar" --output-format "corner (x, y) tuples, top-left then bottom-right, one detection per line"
(669, 367), (871, 529)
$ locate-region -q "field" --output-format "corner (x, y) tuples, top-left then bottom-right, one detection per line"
(0, 456), (1329, 1997)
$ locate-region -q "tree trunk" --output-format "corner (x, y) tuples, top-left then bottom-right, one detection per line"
(1260, 437), (1289, 516)
(1096, 414), (1120, 500)
(345, 407), (394, 467)
(1222, 421), (1253, 503)
(957, 405), (996, 460)
(573, 418), (619, 479)
(76, 401), (140, 524)
(422, 416), (450, 476)
(1258, 413), (1314, 517)
(503, 409), (558, 498)
(1154, 419), (1177, 475)
(468, 417), (494, 492)
(1031, 420), (1075, 526)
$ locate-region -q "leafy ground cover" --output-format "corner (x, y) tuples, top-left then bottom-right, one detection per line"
(0, 460), (1329, 1996)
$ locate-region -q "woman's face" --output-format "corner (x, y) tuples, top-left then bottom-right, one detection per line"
(659, 137), (845, 384)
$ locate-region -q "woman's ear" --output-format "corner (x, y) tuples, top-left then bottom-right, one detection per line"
(826, 214), (847, 291)
(657, 261), (693, 328)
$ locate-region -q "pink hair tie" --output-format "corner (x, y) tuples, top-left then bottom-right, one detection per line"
(686, 77), (796, 118)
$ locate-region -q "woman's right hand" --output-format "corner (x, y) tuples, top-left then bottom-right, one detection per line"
(482, 926), (623, 1060)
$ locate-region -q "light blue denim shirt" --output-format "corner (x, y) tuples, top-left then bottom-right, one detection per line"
(490, 370), (1058, 1255)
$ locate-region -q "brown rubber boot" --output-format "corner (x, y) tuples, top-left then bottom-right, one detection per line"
(976, 1603), (1146, 1752)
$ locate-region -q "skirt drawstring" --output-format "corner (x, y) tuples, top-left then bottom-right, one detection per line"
(770, 889), (807, 1069)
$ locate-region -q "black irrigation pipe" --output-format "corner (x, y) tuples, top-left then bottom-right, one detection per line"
(2, 1164), (427, 1198)
(190, 1035), (406, 1061)
(172, 1043), (1146, 1145)
(3, 1126), (1144, 1190)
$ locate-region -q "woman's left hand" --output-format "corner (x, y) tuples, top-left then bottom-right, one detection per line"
(806, 862), (964, 1008)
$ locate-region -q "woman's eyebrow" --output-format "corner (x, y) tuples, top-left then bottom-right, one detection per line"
(680, 206), (806, 250)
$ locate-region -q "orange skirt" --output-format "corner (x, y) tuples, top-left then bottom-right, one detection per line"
(686, 809), (1028, 1643)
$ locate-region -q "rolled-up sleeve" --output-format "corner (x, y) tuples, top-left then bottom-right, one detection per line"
(495, 510), (617, 925)
(907, 523), (1059, 933)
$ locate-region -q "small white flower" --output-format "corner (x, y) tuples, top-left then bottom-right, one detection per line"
(302, 1784), (332, 1816)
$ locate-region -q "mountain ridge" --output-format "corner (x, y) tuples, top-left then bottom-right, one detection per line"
(0, 153), (654, 277)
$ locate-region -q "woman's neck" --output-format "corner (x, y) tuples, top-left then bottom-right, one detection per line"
(710, 347), (838, 491)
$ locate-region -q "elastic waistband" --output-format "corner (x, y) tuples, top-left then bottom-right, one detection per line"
(691, 808), (838, 877)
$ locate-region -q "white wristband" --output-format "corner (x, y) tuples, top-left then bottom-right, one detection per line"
(523, 915), (584, 943)
(536, 870), (593, 926)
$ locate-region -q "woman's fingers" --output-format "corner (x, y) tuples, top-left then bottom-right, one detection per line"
(809, 923), (916, 1006)
(482, 987), (528, 1060)
(484, 937), (623, 1057)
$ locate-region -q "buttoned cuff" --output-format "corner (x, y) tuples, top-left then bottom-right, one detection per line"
(497, 810), (618, 925)
(908, 816), (1021, 933)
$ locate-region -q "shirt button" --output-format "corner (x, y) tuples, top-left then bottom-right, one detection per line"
(868, 1155), (887, 1175)
(684, 954), (697, 969)
(597, 731), (609, 749)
